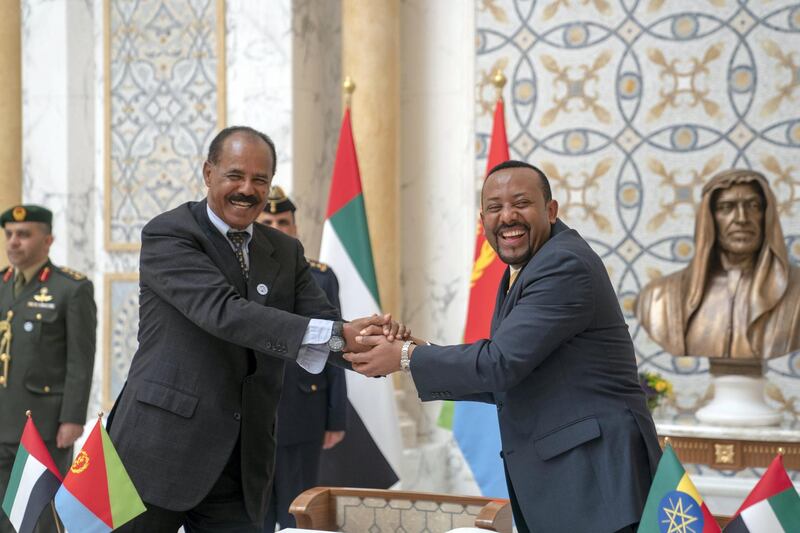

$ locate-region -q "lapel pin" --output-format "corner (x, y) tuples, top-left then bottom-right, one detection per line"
(23, 321), (33, 332)
(256, 283), (269, 296)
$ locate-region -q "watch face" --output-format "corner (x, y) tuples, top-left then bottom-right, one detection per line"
(329, 335), (346, 352)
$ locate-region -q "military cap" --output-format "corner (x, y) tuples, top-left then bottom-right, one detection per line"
(264, 185), (296, 214)
(0, 204), (53, 227)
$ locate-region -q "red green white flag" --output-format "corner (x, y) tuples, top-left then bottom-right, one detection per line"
(1, 416), (62, 533)
(724, 454), (800, 533)
(318, 107), (402, 486)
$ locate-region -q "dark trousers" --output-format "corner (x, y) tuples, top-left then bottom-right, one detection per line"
(263, 439), (322, 532)
(0, 441), (71, 533)
(116, 438), (260, 533)
(502, 460), (637, 533)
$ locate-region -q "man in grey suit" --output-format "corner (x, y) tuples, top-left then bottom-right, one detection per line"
(347, 160), (662, 532)
(110, 126), (395, 532)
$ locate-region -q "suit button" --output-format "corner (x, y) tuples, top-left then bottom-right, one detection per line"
(311, 384), (318, 392)
(36, 313), (42, 320)
(43, 386), (50, 393)
(233, 412), (241, 421)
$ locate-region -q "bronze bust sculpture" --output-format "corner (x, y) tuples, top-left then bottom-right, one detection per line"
(636, 169), (800, 375)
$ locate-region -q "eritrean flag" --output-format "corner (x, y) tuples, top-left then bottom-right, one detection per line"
(54, 419), (144, 532)
(317, 107), (402, 489)
(638, 444), (720, 532)
(1, 416), (62, 533)
(724, 454), (800, 532)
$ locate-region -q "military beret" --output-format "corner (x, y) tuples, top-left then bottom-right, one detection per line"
(264, 185), (296, 214)
(0, 204), (53, 227)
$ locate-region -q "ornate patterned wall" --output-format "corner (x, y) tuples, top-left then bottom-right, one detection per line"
(475, 0), (800, 415)
(105, 0), (225, 250)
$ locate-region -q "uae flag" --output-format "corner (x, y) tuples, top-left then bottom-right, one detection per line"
(447, 94), (510, 498)
(724, 454), (800, 533)
(1, 416), (62, 533)
(317, 107), (402, 488)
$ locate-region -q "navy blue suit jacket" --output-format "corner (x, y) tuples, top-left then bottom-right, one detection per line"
(276, 263), (347, 446)
(411, 220), (661, 532)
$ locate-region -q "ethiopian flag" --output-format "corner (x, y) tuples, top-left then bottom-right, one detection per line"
(724, 454), (800, 533)
(54, 419), (144, 532)
(638, 444), (720, 533)
(2, 416), (62, 533)
(317, 107), (402, 488)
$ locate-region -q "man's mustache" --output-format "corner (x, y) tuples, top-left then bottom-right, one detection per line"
(228, 194), (258, 206)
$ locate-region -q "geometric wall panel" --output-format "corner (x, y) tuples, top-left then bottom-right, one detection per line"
(103, 273), (139, 410)
(476, 0), (800, 418)
(104, 0), (225, 250)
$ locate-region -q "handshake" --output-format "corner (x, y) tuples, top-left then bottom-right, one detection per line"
(341, 314), (421, 377)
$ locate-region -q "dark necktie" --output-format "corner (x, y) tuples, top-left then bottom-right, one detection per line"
(227, 231), (249, 281)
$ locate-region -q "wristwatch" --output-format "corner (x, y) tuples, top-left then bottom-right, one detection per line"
(400, 340), (415, 372)
(328, 321), (346, 352)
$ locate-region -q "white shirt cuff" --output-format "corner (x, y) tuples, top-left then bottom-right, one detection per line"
(297, 319), (334, 374)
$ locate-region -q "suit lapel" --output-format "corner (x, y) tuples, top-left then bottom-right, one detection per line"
(190, 201), (248, 296)
(247, 230), (280, 306)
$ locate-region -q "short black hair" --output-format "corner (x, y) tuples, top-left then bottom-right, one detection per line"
(486, 160), (552, 202)
(207, 126), (277, 175)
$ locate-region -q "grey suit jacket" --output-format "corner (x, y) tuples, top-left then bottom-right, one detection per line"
(109, 201), (341, 523)
(411, 220), (661, 532)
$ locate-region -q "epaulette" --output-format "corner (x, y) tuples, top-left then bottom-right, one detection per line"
(307, 258), (328, 272)
(54, 265), (87, 281)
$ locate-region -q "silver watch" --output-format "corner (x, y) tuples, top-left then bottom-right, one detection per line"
(400, 340), (415, 372)
(328, 321), (346, 352)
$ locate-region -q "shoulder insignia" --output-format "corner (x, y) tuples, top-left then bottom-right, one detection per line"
(307, 258), (328, 272)
(55, 266), (87, 281)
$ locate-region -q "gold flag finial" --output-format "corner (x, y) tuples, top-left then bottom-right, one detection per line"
(25, 410), (31, 418)
(778, 446), (786, 456)
(343, 76), (356, 108)
(491, 69), (507, 100)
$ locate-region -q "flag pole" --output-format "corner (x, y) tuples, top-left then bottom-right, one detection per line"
(492, 68), (506, 104)
(343, 76), (355, 110)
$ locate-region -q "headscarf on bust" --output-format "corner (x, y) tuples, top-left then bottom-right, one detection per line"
(636, 169), (800, 359)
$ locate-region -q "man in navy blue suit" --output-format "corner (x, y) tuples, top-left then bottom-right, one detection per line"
(347, 161), (661, 532)
(257, 186), (347, 531)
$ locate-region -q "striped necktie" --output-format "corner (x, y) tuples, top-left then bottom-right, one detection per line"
(227, 231), (249, 281)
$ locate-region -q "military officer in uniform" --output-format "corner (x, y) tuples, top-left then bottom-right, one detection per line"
(257, 187), (347, 531)
(0, 205), (96, 533)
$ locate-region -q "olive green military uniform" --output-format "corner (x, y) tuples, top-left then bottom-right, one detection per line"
(0, 261), (96, 533)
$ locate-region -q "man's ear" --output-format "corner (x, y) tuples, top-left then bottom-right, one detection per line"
(547, 199), (559, 224)
(202, 160), (213, 187)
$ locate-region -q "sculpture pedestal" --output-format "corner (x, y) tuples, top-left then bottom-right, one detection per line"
(696, 375), (781, 426)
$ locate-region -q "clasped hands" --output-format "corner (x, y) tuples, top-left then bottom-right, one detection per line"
(343, 314), (418, 377)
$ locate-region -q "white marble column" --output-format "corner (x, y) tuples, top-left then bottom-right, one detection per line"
(397, 0), (478, 495)
(22, 0), (96, 274)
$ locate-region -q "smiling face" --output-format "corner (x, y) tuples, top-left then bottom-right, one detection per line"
(712, 182), (764, 257)
(480, 166), (558, 268)
(203, 132), (274, 229)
